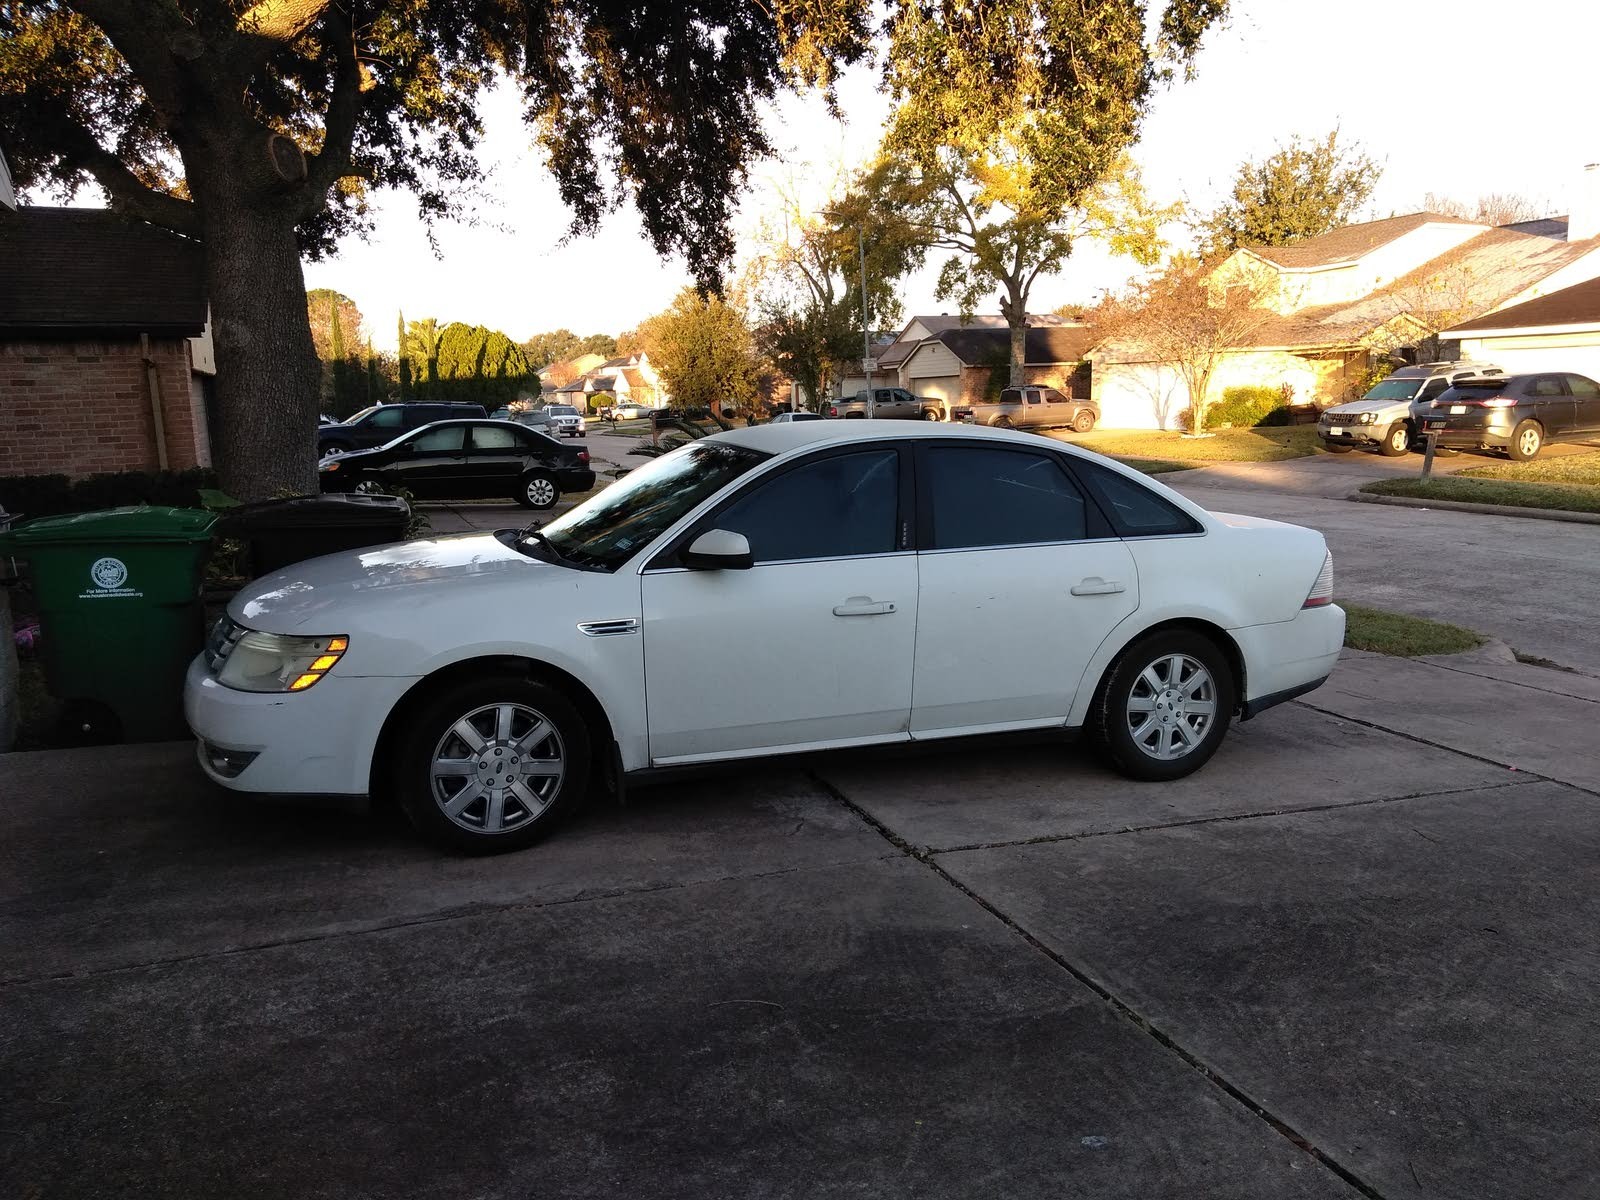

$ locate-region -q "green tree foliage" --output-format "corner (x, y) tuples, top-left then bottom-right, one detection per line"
(307, 288), (366, 417)
(646, 290), (758, 414)
(1197, 130), (1382, 253)
(0, 1), (874, 497)
(857, 151), (1171, 384)
(417, 323), (536, 409)
(523, 330), (619, 369)
(857, 0), (1225, 384)
(405, 318), (442, 388)
(396, 311), (410, 401)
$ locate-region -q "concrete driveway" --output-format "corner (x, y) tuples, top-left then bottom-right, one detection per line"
(3, 650), (1597, 1198)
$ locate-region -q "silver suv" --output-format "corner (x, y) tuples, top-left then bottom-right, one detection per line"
(1319, 362), (1504, 456)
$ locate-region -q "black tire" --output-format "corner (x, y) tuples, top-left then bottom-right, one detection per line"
(1089, 630), (1235, 782)
(352, 476), (385, 495)
(320, 441), (353, 458)
(1072, 409), (1096, 433)
(1378, 422), (1411, 457)
(1507, 420), (1543, 461)
(922, 408), (943, 421)
(517, 470), (559, 509)
(1321, 440), (1354, 454)
(394, 673), (591, 854)
(993, 415), (1015, 429)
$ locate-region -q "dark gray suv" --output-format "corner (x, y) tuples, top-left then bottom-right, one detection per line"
(317, 402), (488, 457)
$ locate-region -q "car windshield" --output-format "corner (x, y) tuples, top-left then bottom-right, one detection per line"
(533, 440), (767, 571)
(548, 406), (578, 415)
(1362, 379), (1420, 401)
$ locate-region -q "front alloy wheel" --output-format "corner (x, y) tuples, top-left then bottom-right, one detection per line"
(1379, 423), (1411, 456)
(396, 674), (590, 853)
(1091, 632), (1235, 781)
(518, 471), (559, 509)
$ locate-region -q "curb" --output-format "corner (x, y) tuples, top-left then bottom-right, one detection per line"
(1347, 490), (1600, 526)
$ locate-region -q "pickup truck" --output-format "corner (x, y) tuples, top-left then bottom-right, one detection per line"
(827, 387), (943, 421)
(953, 385), (1098, 432)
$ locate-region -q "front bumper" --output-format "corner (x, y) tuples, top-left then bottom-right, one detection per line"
(1318, 421), (1387, 446)
(184, 655), (417, 795)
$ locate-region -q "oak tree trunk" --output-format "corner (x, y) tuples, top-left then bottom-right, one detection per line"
(195, 190), (322, 500)
(999, 288), (1028, 386)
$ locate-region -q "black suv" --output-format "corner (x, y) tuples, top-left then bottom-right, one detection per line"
(317, 402), (488, 456)
(318, 419), (595, 509)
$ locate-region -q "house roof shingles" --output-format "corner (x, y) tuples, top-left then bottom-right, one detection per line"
(932, 325), (1092, 365)
(1244, 212), (1480, 270)
(1446, 274), (1600, 334)
(0, 206), (207, 337)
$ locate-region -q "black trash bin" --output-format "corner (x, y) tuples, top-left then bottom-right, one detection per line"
(218, 493), (411, 578)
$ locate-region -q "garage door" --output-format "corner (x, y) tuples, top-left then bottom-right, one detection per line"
(1486, 346), (1600, 381)
(916, 375), (962, 417)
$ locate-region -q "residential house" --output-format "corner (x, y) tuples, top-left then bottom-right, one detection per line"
(536, 352), (606, 392)
(1442, 274), (1600, 378)
(838, 314), (1085, 414)
(548, 352), (669, 412)
(1, 206), (216, 478)
(1090, 170), (1600, 428)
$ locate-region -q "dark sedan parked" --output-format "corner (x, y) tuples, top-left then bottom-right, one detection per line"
(1421, 372), (1600, 460)
(319, 420), (596, 509)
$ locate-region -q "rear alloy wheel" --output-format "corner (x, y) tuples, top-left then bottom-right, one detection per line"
(923, 408), (943, 421)
(1090, 631), (1235, 781)
(395, 674), (590, 854)
(1507, 420), (1543, 461)
(1379, 422), (1412, 456)
(353, 477), (384, 495)
(1072, 409), (1096, 433)
(518, 471), (559, 509)
(993, 416), (1015, 429)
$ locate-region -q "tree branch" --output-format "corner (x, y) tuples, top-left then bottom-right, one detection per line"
(54, 114), (199, 235)
(69, 0), (187, 115)
(298, 6), (361, 219)
(237, 0), (333, 45)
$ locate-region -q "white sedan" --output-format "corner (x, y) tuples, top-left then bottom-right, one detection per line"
(186, 422), (1343, 853)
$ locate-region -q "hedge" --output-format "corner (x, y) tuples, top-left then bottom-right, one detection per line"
(0, 468), (219, 520)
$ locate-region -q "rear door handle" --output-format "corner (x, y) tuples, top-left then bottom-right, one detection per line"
(833, 597), (897, 617)
(1071, 577), (1126, 597)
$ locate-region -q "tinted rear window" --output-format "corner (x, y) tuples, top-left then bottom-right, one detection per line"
(1075, 460), (1201, 537)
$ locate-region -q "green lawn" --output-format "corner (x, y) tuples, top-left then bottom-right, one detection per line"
(1112, 457), (1195, 475)
(1053, 425), (1323, 462)
(1341, 603), (1485, 657)
(1360, 476), (1600, 515)
(1455, 450), (1600, 486)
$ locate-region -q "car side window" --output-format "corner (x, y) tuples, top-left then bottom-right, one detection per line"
(369, 408), (405, 429)
(1025, 390), (1043, 405)
(1075, 459), (1202, 537)
(409, 426), (466, 452)
(1532, 376), (1566, 397)
(1000, 388), (1022, 404)
(1421, 379), (1450, 401)
(924, 446), (1088, 549)
(470, 426), (520, 451)
(711, 450), (899, 564)
(1566, 374), (1600, 398)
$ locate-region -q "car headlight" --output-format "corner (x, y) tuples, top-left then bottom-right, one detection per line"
(1357, 412), (1377, 424)
(215, 629), (350, 692)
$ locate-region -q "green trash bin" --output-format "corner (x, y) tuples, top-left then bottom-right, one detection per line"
(0, 506), (217, 743)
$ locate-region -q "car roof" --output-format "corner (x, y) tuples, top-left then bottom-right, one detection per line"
(714, 418), (1094, 457)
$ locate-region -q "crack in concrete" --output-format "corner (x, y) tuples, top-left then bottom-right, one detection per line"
(808, 768), (1395, 1200)
(914, 777), (1537, 857)
(0, 851), (899, 992)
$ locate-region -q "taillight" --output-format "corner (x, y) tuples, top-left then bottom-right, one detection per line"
(829, 406), (838, 417)
(1479, 396), (1517, 408)
(1303, 550), (1334, 609)
(577, 450), (590, 463)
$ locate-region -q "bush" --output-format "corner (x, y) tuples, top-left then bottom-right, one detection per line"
(0, 467), (218, 519)
(1206, 386), (1282, 429)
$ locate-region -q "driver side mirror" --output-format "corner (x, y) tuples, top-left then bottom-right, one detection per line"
(682, 528), (753, 571)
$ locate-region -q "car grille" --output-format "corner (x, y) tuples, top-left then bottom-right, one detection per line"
(1323, 412), (1363, 425)
(206, 616), (246, 673)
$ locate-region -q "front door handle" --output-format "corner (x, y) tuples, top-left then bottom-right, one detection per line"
(1070, 577), (1126, 597)
(833, 596), (897, 617)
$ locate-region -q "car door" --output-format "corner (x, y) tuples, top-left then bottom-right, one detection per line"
(383, 423), (469, 497)
(639, 445), (916, 763)
(357, 405), (407, 449)
(910, 441), (1138, 737)
(1527, 375), (1575, 433)
(462, 424), (528, 499)
(1565, 374), (1600, 429)
(1020, 388), (1047, 426)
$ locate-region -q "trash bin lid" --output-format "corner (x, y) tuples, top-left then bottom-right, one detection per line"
(0, 505), (217, 546)
(217, 493), (410, 532)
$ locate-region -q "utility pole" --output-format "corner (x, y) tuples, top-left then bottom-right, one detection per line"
(859, 226), (874, 418)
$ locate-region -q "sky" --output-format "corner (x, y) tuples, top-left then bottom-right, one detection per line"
(303, 0), (1600, 354)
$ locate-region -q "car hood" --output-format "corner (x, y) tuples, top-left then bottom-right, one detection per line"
(1322, 398), (1407, 417)
(232, 531), (553, 633)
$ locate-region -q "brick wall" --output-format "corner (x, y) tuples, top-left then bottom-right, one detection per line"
(0, 337), (203, 477)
